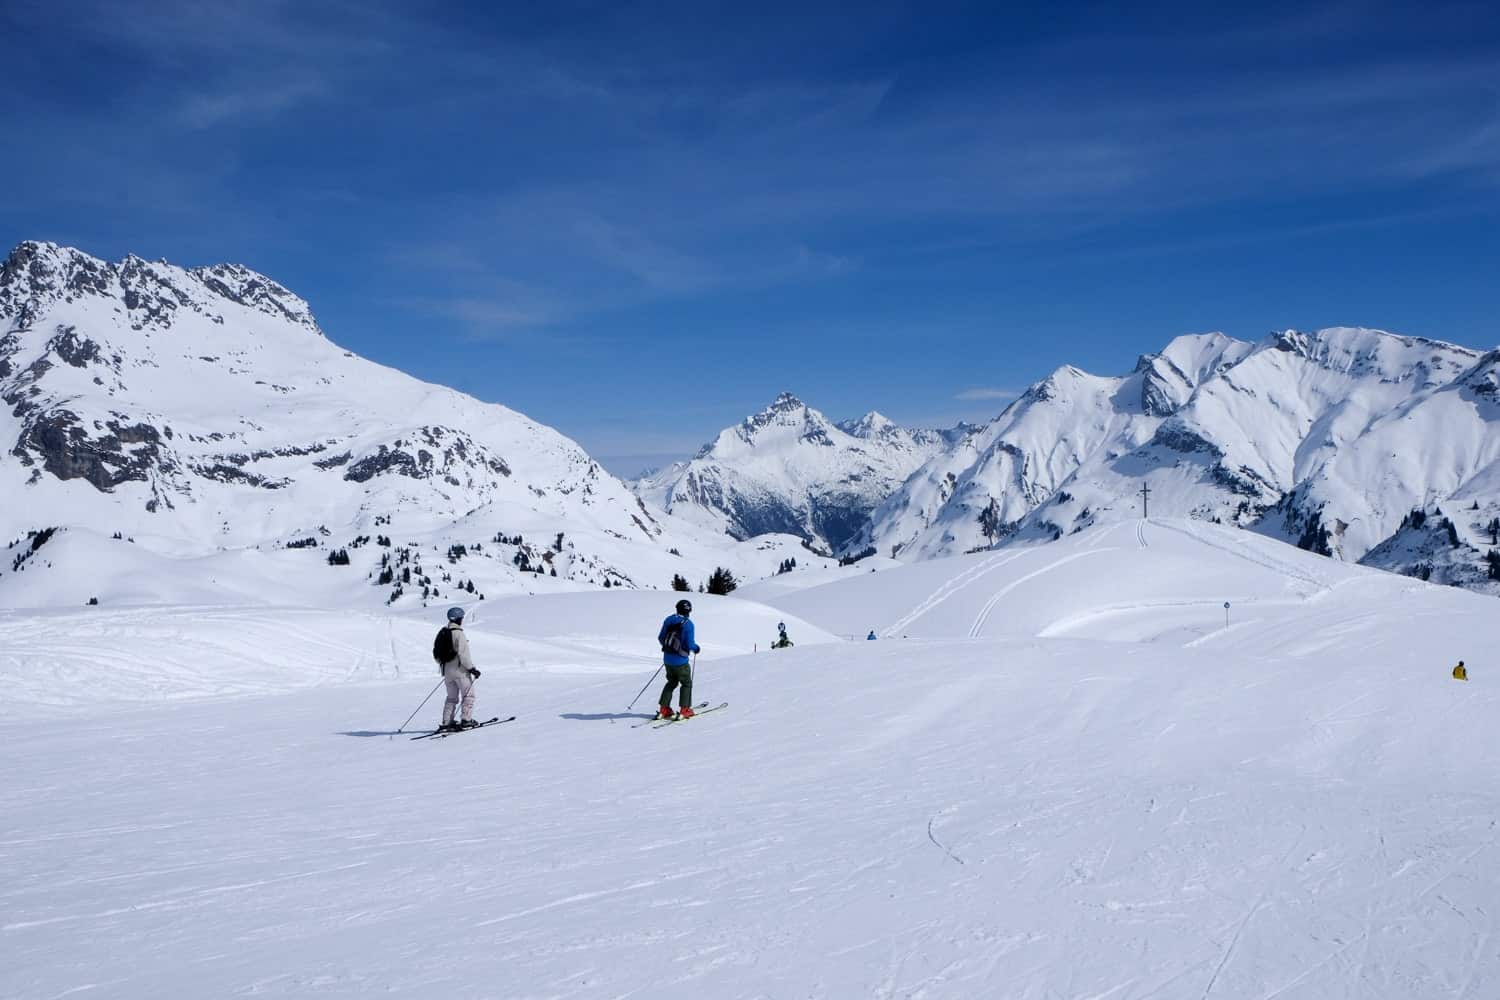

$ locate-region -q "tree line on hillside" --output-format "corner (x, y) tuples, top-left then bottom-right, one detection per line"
(671, 567), (738, 594)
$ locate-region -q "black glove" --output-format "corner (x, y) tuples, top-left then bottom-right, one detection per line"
(692, 645), (701, 654)
(469, 668), (482, 679)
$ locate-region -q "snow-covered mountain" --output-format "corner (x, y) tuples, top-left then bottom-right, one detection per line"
(633, 392), (955, 553)
(857, 327), (1499, 593)
(0, 241), (827, 607)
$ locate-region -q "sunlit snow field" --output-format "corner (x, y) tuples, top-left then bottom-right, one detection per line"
(3, 520), (1497, 999)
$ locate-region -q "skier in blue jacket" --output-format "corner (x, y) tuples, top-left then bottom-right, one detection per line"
(657, 598), (701, 719)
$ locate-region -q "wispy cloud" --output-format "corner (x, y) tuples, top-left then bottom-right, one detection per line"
(955, 387), (1020, 401)
(571, 215), (718, 293)
(178, 78), (328, 128)
(393, 284), (569, 338)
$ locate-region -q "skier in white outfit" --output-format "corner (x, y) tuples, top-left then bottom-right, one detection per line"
(435, 606), (480, 731)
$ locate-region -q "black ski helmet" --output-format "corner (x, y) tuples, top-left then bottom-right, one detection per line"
(675, 599), (692, 615)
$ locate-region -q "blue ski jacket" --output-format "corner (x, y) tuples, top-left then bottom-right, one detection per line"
(658, 614), (699, 666)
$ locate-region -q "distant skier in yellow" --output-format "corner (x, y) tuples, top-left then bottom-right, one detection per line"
(1453, 660), (1468, 681)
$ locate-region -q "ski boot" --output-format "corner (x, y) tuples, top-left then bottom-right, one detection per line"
(459, 718), (479, 729)
(678, 706), (695, 719)
(658, 705), (675, 720)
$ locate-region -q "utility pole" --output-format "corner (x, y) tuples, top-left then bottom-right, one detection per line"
(1139, 482), (1151, 519)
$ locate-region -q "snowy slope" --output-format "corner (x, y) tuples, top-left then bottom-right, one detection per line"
(1275, 347), (1500, 587)
(0, 242), (837, 606)
(4, 522), (1499, 998)
(756, 517), (1357, 640)
(862, 328), (1498, 594)
(634, 393), (952, 553)
(0, 589), (838, 711)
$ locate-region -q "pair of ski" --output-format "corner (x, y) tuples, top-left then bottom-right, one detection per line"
(409, 715), (516, 740)
(631, 702), (729, 729)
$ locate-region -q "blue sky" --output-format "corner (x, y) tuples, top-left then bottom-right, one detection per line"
(4, 1), (1499, 475)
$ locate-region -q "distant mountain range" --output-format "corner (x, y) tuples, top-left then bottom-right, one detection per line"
(882, 328), (1499, 592)
(4, 240), (1495, 605)
(639, 330), (1500, 595)
(0, 241), (821, 608)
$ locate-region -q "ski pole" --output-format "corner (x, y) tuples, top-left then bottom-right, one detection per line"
(627, 665), (664, 710)
(396, 679), (444, 734)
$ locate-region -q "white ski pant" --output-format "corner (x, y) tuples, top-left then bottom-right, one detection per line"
(442, 663), (475, 724)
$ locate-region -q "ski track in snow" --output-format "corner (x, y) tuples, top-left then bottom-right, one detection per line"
(967, 548), (1111, 637)
(881, 548), (1028, 637)
(1155, 520), (1331, 594)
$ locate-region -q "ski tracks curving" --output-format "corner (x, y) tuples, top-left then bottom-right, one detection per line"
(968, 549), (1111, 638)
(882, 549), (1027, 636)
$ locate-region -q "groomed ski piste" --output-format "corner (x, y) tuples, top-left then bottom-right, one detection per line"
(3, 519), (1498, 999)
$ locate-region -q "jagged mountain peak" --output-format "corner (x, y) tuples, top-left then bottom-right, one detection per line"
(837, 410), (896, 438)
(637, 395), (951, 551)
(1135, 331), (1249, 372)
(1, 240), (323, 337)
(719, 392), (837, 451)
(1020, 363), (1112, 405)
(1135, 332), (1254, 417)
(1262, 326), (1478, 384)
(1457, 349), (1500, 401)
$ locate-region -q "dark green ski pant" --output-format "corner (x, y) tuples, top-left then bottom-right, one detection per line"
(658, 663), (692, 709)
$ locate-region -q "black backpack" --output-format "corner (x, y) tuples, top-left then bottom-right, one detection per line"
(660, 620), (686, 657)
(433, 625), (458, 666)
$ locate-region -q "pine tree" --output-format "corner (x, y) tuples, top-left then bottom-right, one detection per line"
(671, 573), (691, 591)
(978, 497), (1003, 545)
(705, 567), (738, 595)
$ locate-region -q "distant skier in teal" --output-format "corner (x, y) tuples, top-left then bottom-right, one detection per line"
(772, 621), (793, 649)
(867, 629), (877, 640)
(657, 598), (701, 719)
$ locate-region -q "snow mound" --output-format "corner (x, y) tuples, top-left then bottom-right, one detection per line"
(758, 517), (1426, 642)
